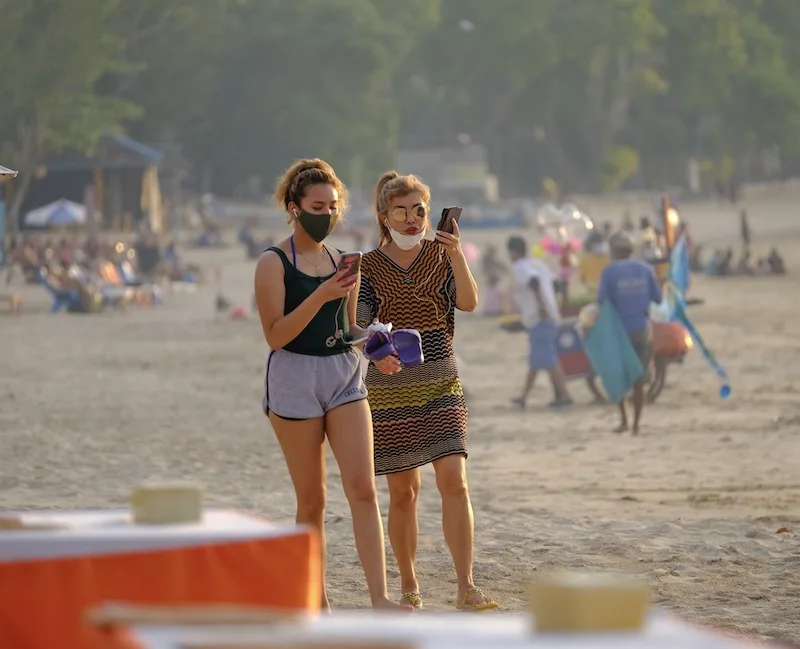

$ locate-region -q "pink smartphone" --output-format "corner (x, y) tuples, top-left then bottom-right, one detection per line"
(338, 251), (362, 278)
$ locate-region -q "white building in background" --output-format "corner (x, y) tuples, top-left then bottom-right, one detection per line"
(398, 143), (499, 207)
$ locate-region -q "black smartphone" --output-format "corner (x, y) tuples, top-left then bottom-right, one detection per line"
(437, 207), (462, 234)
(338, 251), (362, 278)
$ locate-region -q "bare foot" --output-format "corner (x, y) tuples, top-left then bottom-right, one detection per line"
(613, 423), (628, 434)
(631, 425), (639, 436)
(372, 596), (414, 612)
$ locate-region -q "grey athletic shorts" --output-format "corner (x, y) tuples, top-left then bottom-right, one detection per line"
(263, 348), (367, 420)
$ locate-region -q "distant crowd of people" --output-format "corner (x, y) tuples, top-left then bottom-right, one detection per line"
(3, 231), (197, 312)
(4, 232), (186, 284)
(695, 210), (785, 277)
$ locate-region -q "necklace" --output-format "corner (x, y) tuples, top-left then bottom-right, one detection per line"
(288, 236), (346, 348)
(298, 247), (328, 272)
(290, 236), (330, 279)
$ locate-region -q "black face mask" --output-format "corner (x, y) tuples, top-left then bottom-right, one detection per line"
(296, 210), (337, 243)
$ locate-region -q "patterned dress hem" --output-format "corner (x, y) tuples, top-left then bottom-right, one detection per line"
(376, 449), (468, 476)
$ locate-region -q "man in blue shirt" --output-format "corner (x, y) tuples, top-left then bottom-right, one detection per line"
(597, 231), (663, 435)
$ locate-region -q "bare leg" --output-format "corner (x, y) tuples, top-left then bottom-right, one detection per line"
(631, 381), (645, 435)
(547, 372), (559, 402)
(614, 399), (629, 433)
(548, 364), (572, 402)
(269, 413), (329, 611)
(433, 455), (496, 608)
(512, 370), (537, 408)
(325, 400), (411, 611)
(386, 469), (422, 605)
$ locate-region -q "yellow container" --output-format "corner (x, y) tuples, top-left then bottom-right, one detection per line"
(131, 482), (203, 525)
(578, 252), (611, 291)
(529, 572), (650, 633)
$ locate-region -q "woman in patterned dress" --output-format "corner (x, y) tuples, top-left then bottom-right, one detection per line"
(357, 171), (498, 611)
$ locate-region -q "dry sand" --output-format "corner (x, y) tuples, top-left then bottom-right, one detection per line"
(1, 198), (799, 643)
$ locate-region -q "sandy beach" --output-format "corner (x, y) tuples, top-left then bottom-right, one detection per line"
(1, 197), (798, 642)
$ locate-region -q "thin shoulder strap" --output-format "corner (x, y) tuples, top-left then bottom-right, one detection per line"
(266, 246), (294, 272)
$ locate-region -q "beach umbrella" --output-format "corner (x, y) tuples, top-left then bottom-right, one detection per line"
(0, 165), (18, 182)
(23, 199), (87, 228)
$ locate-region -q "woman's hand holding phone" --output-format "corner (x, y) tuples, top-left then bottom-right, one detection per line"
(436, 218), (463, 258)
(318, 268), (358, 302)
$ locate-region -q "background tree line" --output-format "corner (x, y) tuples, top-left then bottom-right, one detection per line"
(2, 0), (800, 209)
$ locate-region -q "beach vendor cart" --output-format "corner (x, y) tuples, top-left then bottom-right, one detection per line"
(578, 195), (692, 402)
(578, 194), (681, 289)
(501, 194), (693, 403)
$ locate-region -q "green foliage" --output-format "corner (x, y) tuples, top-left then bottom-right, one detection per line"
(599, 146), (640, 192)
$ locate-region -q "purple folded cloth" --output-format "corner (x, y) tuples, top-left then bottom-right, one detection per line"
(363, 330), (396, 362)
(391, 329), (424, 368)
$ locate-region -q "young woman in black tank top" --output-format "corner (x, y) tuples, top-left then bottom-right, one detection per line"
(253, 158), (410, 613)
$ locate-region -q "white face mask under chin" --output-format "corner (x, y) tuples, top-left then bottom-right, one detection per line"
(388, 226), (435, 250)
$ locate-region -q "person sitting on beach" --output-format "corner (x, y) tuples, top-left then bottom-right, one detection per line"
(767, 248), (786, 275)
(357, 171), (497, 612)
(253, 159), (409, 613)
(597, 231), (662, 434)
(507, 236), (572, 410)
(583, 221), (611, 255)
(718, 248), (734, 277)
(690, 244), (705, 273)
(735, 249), (754, 276)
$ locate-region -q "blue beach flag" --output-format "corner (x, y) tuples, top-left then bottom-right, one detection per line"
(663, 235), (731, 398)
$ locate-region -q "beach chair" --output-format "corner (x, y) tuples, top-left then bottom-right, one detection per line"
(98, 262), (140, 303)
(117, 260), (162, 304)
(39, 269), (81, 313)
(65, 265), (128, 309)
(102, 261), (161, 306)
(117, 260), (143, 287)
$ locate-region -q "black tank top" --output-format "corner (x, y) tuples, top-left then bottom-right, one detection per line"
(268, 245), (349, 356)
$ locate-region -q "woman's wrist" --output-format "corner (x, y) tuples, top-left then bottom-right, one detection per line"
(447, 245), (464, 260)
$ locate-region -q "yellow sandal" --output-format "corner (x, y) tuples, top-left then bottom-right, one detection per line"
(456, 587), (499, 612)
(401, 591), (424, 609)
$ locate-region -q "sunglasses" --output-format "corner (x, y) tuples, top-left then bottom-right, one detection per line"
(388, 205), (428, 222)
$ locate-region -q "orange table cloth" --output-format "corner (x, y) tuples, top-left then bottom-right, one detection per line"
(0, 509), (319, 649)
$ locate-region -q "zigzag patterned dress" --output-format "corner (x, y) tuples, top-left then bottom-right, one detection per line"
(357, 241), (468, 475)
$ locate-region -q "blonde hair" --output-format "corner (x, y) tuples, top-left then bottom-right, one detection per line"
(273, 158), (349, 225)
(373, 171), (432, 245)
